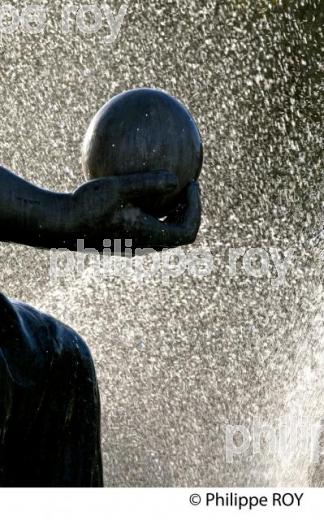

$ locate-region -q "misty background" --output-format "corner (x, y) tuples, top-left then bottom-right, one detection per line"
(0, 0), (323, 485)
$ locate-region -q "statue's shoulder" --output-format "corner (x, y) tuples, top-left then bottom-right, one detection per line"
(0, 292), (94, 387)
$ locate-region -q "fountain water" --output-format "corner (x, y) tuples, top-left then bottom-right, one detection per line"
(0, 0), (322, 486)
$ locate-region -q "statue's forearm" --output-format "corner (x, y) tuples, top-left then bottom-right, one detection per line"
(0, 166), (201, 252)
(0, 165), (74, 249)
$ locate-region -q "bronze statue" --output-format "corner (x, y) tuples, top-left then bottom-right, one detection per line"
(0, 88), (202, 486)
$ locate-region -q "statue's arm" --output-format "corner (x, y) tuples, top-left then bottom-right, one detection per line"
(0, 166), (73, 247)
(0, 165), (201, 252)
(0, 165), (74, 249)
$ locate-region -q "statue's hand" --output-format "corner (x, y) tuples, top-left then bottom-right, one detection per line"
(71, 171), (201, 251)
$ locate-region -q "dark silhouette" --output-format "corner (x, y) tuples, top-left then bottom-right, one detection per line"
(0, 293), (103, 487)
(0, 93), (202, 486)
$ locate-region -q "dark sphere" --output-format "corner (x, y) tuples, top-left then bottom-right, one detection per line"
(81, 88), (203, 215)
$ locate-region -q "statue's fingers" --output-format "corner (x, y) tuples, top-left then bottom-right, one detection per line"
(166, 181), (201, 230)
(115, 204), (199, 249)
(182, 181), (201, 231)
(118, 171), (179, 201)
